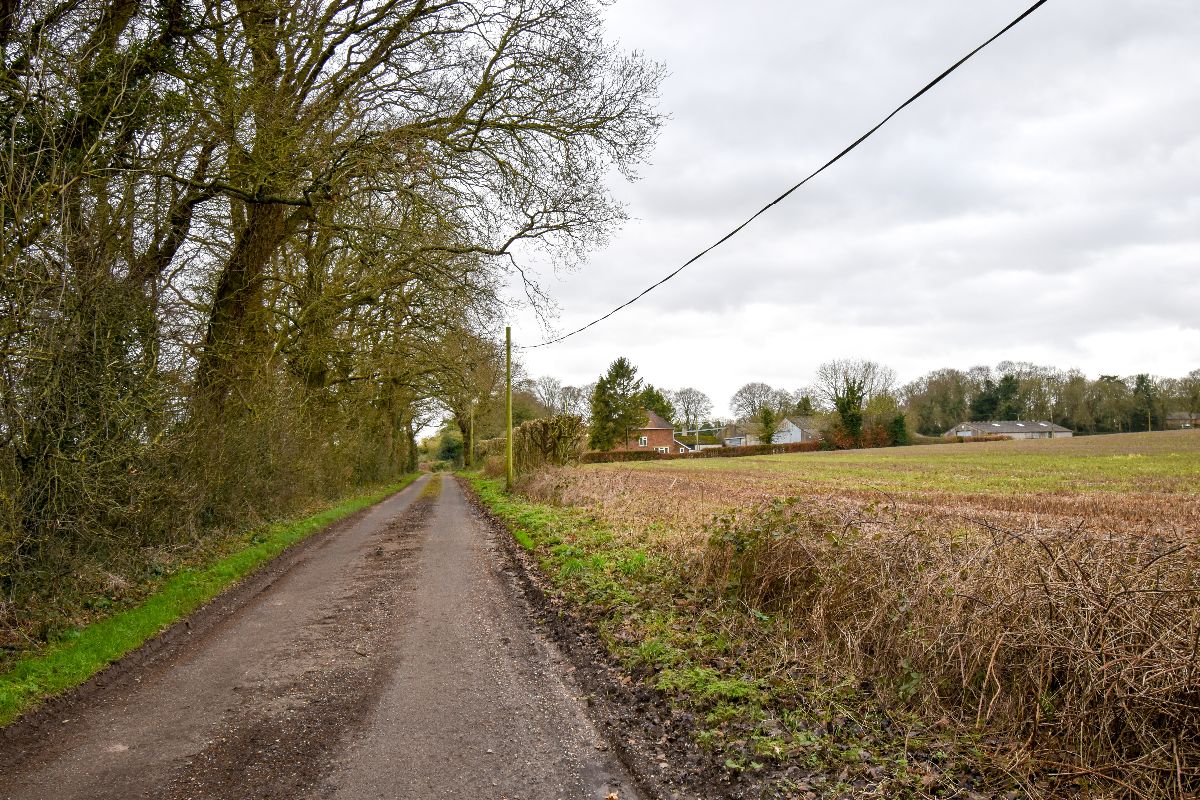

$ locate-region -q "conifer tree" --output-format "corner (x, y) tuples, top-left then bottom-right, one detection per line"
(588, 358), (646, 450)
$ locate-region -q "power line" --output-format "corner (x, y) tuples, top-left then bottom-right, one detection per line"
(523, 0), (1050, 349)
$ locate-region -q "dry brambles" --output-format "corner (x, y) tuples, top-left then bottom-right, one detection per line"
(521, 432), (1200, 799)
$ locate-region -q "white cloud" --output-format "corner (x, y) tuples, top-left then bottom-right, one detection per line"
(503, 0), (1200, 415)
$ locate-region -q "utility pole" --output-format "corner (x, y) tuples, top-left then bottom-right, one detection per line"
(505, 326), (513, 491)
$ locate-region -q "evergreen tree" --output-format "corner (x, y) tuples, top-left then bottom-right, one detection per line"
(588, 358), (646, 450)
(1131, 374), (1159, 431)
(792, 393), (817, 417)
(756, 406), (779, 443)
(640, 384), (675, 424)
(970, 378), (1000, 421)
(996, 374), (1022, 419)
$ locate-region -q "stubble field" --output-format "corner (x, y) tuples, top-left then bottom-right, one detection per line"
(519, 431), (1200, 798)
(541, 431), (1199, 539)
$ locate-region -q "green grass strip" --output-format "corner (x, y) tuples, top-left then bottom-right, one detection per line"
(0, 475), (418, 726)
(420, 473), (443, 499)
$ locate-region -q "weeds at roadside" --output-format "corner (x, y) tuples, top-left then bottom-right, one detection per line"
(467, 476), (1004, 798)
(472, 457), (1200, 799)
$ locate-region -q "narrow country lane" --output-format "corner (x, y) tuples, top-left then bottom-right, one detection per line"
(0, 477), (642, 800)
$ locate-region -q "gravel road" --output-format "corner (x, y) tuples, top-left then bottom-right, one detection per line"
(0, 476), (643, 800)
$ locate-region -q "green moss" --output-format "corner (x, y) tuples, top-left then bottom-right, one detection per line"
(0, 475), (417, 726)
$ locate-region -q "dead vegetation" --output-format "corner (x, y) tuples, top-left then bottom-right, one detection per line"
(520, 441), (1200, 798)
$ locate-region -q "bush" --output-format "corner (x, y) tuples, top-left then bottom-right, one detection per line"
(700, 497), (1200, 798)
(512, 415), (586, 476)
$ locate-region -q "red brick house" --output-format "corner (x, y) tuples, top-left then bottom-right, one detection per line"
(613, 409), (692, 454)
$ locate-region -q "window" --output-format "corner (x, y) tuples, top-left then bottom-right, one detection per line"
(638, 436), (648, 447)
(679, 447), (687, 454)
(655, 446), (669, 454)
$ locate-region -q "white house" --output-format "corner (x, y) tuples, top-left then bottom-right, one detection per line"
(775, 417), (821, 444)
(944, 421), (1073, 440)
(723, 417), (821, 447)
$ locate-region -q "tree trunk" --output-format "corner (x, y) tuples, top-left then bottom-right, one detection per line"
(195, 202), (286, 408)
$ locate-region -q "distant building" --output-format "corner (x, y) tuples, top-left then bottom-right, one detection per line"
(1166, 412), (1199, 430)
(723, 417), (822, 447)
(776, 417), (821, 444)
(944, 421), (1073, 440)
(721, 423), (759, 448)
(613, 409), (692, 454)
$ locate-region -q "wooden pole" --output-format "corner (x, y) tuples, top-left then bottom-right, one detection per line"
(505, 326), (513, 490)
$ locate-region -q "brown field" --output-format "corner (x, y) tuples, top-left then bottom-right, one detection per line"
(531, 430), (1200, 544)
(522, 431), (1200, 798)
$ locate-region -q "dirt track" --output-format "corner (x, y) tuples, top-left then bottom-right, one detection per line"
(0, 476), (642, 800)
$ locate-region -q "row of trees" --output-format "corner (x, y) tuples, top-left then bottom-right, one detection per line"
(2, 0), (662, 625)
(537, 358), (1199, 453)
(902, 363), (1200, 435)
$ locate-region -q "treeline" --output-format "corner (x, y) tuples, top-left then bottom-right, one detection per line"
(520, 358), (1200, 455)
(0, 0), (661, 637)
(903, 362), (1200, 435)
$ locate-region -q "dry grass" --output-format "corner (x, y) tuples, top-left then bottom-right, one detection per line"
(520, 431), (1200, 798)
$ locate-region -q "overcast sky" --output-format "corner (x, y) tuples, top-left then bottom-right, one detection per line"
(504, 0), (1200, 419)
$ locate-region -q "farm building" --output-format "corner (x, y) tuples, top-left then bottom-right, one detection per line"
(722, 423), (759, 448)
(1166, 412), (1199, 429)
(943, 421), (1073, 439)
(613, 409), (692, 454)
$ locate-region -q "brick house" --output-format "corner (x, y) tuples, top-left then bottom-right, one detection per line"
(1166, 412), (1199, 429)
(614, 409), (692, 454)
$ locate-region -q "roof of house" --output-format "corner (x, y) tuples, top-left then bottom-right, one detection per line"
(642, 409), (672, 429)
(948, 420), (1072, 435)
(1167, 411), (1200, 420)
(672, 438), (693, 451)
(781, 416), (819, 432)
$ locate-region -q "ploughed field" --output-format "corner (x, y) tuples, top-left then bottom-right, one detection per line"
(521, 430), (1200, 798)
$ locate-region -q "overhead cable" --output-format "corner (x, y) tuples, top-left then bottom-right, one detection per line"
(523, 0), (1050, 349)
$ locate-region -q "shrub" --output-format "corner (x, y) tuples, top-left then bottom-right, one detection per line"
(700, 497), (1200, 798)
(512, 415), (587, 476)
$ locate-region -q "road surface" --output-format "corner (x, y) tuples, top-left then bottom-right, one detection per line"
(0, 476), (642, 800)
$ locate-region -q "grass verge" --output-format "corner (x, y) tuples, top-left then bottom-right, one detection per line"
(0, 474), (417, 726)
(474, 463), (1199, 799)
(465, 474), (999, 799)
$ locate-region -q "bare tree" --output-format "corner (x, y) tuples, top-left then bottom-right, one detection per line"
(533, 376), (566, 416)
(814, 359), (897, 441)
(560, 384), (594, 421)
(729, 382), (790, 421)
(0, 0), (663, 634)
(672, 387), (713, 432)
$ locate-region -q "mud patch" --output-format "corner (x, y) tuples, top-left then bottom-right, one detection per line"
(161, 497), (435, 799)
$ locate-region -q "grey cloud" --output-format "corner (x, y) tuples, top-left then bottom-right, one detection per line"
(510, 0), (1200, 407)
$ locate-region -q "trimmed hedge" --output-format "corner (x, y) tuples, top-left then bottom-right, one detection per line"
(581, 441), (822, 464)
